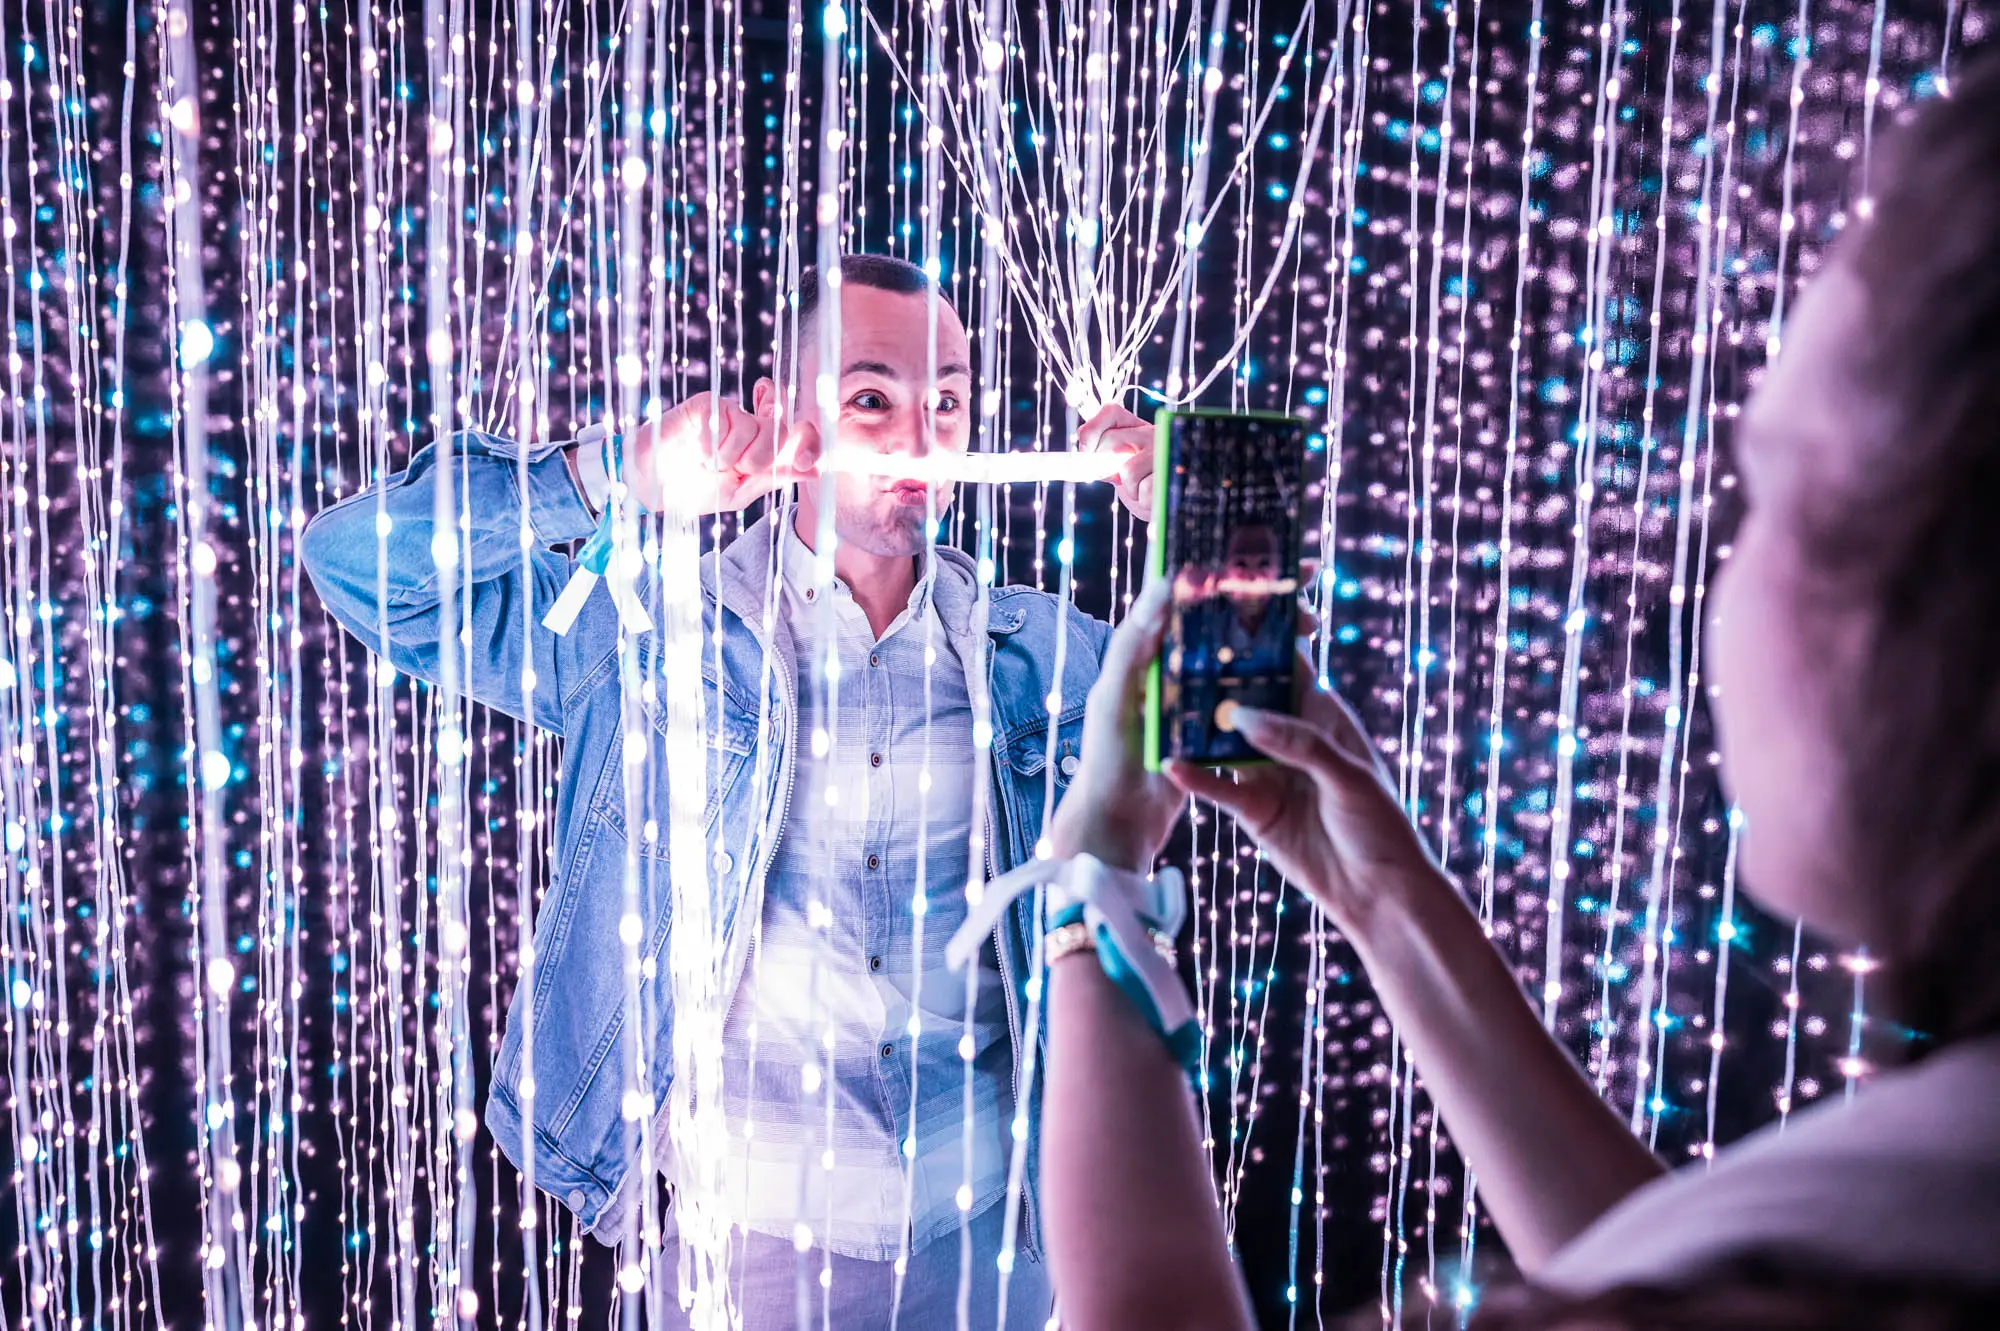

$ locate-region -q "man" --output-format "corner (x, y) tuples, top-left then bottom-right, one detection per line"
(300, 253), (1153, 1327)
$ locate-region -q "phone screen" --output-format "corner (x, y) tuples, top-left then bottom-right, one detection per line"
(1146, 410), (1310, 768)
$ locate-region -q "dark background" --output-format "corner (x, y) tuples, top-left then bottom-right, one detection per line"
(1, 0), (1988, 1326)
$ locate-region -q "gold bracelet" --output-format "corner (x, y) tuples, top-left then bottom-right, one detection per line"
(1044, 921), (1096, 966)
(1044, 921), (1178, 969)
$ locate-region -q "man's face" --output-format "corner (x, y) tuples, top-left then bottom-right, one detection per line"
(793, 283), (974, 559)
(1222, 524), (1282, 584)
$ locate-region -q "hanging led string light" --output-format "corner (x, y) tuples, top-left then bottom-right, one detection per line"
(157, 5), (260, 1325)
(1627, 0), (1747, 1148)
(859, 0), (1336, 421)
(1591, 0), (1684, 1107)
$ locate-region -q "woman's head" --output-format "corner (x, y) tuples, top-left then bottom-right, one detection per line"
(1712, 53), (2000, 1045)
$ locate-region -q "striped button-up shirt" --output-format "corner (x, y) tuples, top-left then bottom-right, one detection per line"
(711, 522), (1014, 1259)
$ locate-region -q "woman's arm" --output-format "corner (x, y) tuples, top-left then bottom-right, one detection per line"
(1041, 933), (1255, 1331)
(1168, 687), (1666, 1270)
(1347, 863), (1663, 1267)
(1039, 580), (1256, 1331)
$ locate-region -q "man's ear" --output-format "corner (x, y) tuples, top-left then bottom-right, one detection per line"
(752, 376), (776, 418)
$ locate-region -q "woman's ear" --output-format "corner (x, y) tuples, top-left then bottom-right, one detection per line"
(752, 376), (776, 417)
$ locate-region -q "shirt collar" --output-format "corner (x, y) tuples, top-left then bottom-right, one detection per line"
(778, 511), (941, 620)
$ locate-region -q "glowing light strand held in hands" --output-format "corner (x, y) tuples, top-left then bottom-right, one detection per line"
(817, 442), (1126, 485)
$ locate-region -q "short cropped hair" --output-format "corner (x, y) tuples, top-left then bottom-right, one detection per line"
(776, 253), (934, 386)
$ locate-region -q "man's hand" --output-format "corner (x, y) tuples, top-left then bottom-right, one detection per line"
(1048, 579), (1183, 871)
(1078, 402), (1155, 520)
(619, 381), (820, 514)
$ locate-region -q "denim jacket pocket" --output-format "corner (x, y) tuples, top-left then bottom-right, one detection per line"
(1000, 707), (1086, 788)
(994, 706), (1086, 870)
(596, 658), (760, 847)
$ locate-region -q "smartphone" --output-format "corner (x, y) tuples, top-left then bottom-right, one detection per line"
(1144, 409), (1310, 770)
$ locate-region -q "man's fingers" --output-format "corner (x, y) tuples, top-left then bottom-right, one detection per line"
(728, 403), (780, 487)
(1080, 402), (1153, 456)
(675, 395), (736, 465)
(774, 421), (822, 481)
(714, 403), (762, 472)
(1298, 599), (1321, 633)
(1077, 402), (1123, 453)
(1130, 475), (1153, 516)
(1117, 451), (1150, 490)
(670, 392), (714, 447)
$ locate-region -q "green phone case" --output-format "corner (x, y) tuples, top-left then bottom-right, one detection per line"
(1143, 407), (1307, 773)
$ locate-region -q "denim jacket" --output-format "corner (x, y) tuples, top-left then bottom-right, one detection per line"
(298, 430), (1111, 1248)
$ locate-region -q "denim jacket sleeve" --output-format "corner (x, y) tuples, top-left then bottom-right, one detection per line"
(298, 430), (604, 734)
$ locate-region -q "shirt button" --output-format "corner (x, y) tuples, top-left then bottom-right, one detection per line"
(869, 955), (883, 972)
(1060, 754), (1080, 777)
(866, 853), (881, 870)
(869, 652), (881, 667)
(880, 1043), (894, 1060)
(870, 753), (883, 768)
(712, 850), (733, 874)
(567, 1189), (585, 1209)
(805, 587), (817, 602)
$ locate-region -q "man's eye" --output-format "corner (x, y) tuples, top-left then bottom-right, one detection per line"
(851, 391), (888, 410)
(937, 394), (961, 413)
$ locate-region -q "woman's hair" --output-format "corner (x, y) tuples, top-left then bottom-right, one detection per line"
(1795, 52), (2000, 1048)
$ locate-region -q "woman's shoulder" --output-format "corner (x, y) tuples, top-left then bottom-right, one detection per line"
(1468, 1257), (2000, 1330)
(1539, 1035), (2000, 1298)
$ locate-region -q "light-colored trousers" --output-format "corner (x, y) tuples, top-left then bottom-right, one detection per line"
(653, 1200), (1053, 1331)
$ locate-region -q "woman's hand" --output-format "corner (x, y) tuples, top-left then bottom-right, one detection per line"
(1048, 579), (1183, 872)
(1170, 664), (1670, 1267)
(1163, 666), (1451, 934)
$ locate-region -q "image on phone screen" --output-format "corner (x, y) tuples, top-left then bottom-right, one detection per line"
(1148, 410), (1310, 767)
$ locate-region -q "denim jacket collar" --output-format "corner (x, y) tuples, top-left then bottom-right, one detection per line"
(709, 507), (1013, 651)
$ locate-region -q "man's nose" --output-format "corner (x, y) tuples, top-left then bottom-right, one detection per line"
(886, 402), (934, 456)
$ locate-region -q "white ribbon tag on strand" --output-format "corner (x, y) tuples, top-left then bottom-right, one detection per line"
(605, 574), (655, 635)
(542, 567), (599, 636)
